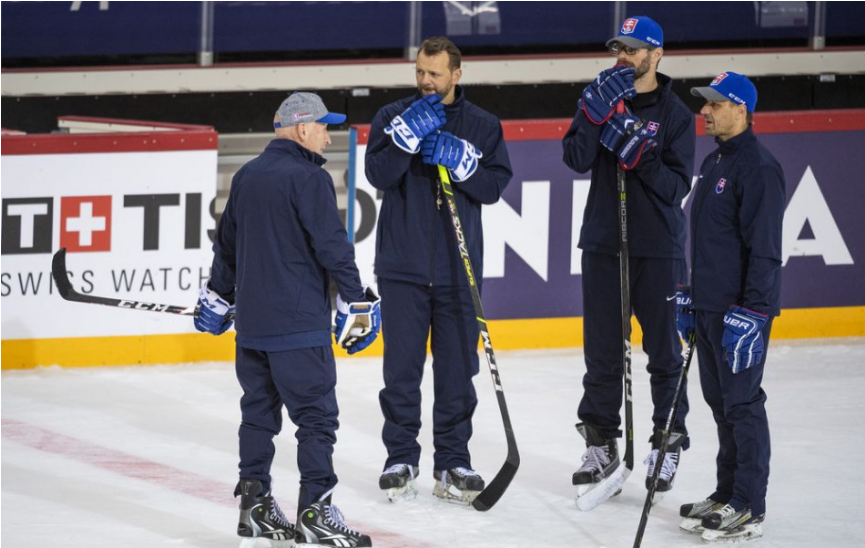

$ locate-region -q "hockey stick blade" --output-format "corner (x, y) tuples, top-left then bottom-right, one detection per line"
(52, 248), (198, 316)
(576, 464), (631, 512)
(437, 166), (520, 511)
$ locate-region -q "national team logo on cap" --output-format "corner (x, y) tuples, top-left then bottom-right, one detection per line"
(711, 73), (729, 87)
(715, 178), (727, 194)
(646, 121), (660, 136)
(622, 18), (638, 34)
(293, 112), (313, 121)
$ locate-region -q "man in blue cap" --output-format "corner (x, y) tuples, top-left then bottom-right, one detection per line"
(195, 91), (379, 547)
(677, 72), (785, 543)
(562, 16), (696, 509)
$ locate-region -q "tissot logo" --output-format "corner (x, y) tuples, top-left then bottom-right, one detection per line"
(1, 193), (208, 255)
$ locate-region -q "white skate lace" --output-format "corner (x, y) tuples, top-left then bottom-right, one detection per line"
(579, 445), (611, 473)
(269, 500), (292, 528)
(452, 467), (480, 480)
(324, 504), (361, 538)
(383, 463), (413, 477)
(643, 449), (678, 481)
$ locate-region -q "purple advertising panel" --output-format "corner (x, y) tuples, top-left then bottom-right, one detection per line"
(350, 111), (865, 321)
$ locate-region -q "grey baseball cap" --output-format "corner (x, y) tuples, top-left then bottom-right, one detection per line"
(274, 92), (346, 128)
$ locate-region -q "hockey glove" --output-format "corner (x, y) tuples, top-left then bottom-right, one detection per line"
(194, 283), (235, 335)
(334, 286), (381, 355)
(722, 306), (768, 374)
(384, 94), (446, 154)
(580, 65), (636, 124)
(615, 121), (658, 170)
(421, 131), (483, 182)
(600, 112), (640, 152)
(675, 285), (695, 342)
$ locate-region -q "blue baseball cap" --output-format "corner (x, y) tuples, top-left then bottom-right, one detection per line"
(606, 16), (664, 49)
(691, 72), (758, 113)
(274, 92), (346, 128)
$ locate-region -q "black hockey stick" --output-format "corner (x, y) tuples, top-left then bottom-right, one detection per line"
(632, 333), (696, 548)
(617, 100), (636, 477)
(52, 247), (198, 316)
(437, 165), (520, 511)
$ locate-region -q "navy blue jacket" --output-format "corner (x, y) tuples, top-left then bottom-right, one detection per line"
(690, 127), (786, 316)
(210, 139), (365, 351)
(562, 73), (696, 258)
(365, 87), (513, 286)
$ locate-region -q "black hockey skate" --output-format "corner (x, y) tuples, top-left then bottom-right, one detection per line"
(432, 467), (485, 505)
(379, 463), (419, 502)
(701, 504), (764, 543)
(295, 501), (371, 547)
(644, 430), (685, 502)
(236, 479), (296, 543)
(679, 497), (725, 534)
(572, 423), (627, 510)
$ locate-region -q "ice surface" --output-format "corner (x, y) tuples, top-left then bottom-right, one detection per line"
(3, 339), (864, 547)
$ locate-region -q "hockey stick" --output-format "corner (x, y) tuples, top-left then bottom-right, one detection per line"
(632, 333), (696, 548)
(437, 165), (520, 511)
(617, 100), (636, 477)
(52, 247), (198, 316)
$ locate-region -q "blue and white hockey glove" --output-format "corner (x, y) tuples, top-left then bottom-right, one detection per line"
(600, 112), (640, 152)
(722, 306), (768, 373)
(420, 131), (483, 182)
(580, 65), (636, 124)
(334, 286), (381, 355)
(194, 283), (235, 335)
(675, 285), (695, 342)
(384, 94), (446, 154)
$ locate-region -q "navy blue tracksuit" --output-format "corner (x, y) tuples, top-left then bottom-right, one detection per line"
(366, 87), (512, 472)
(210, 139), (365, 508)
(562, 73), (696, 443)
(690, 126), (785, 516)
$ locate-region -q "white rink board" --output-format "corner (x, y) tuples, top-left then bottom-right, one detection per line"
(2, 149), (217, 339)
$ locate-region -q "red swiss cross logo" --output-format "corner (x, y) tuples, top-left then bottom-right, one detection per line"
(60, 196), (112, 252)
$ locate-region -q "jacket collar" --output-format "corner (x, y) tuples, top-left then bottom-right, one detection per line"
(266, 138), (327, 166)
(716, 125), (755, 152)
(631, 72), (672, 110)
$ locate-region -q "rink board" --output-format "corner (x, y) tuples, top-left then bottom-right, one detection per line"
(3, 112), (864, 368)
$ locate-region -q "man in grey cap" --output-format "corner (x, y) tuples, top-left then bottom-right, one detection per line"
(677, 72), (784, 543)
(195, 91), (378, 547)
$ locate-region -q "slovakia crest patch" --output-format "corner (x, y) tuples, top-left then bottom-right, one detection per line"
(712, 73), (729, 86)
(646, 121), (660, 136)
(622, 18), (638, 34)
(715, 178), (727, 194)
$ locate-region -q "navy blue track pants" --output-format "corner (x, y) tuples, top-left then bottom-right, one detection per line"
(696, 310), (772, 516)
(378, 277), (480, 472)
(235, 345), (339, 509)
(578, 251), (689, 444)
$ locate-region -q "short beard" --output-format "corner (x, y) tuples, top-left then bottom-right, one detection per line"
(633, 55), (653, 80)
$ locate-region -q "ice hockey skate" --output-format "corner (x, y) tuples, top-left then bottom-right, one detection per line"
(679, 497), (725, 534)
(572, 423), (628, 511)
(236, 479), (296, 547)
(700, 504), (764, 543)
(643, 430), (684, 503)
(379, 463), (419, 502)
(432, 467), (485, 505)
(295, 500), (371, 547)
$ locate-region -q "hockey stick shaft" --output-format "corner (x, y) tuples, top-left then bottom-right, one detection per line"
(52, 248), (199, 316)
(616, 100), (635, 473)
(437, 165), (520, 511)
(632, 333), (697, 548)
